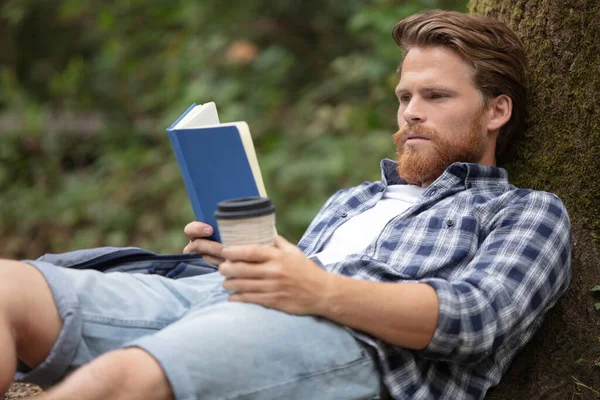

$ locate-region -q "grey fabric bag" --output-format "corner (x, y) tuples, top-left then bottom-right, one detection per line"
(34, 246), (218, 279)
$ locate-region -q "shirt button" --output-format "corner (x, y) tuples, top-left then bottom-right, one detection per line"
(429, 189), (437, 196)
(446, 219), (455, 227)
(341, 212), (348, 218)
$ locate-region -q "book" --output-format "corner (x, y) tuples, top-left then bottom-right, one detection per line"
(167, 102), (267, 242)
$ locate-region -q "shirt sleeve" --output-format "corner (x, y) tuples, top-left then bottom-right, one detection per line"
(418, 191), (572, 364)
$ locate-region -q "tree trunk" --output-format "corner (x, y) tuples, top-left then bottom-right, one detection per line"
(468, 0), (600, 398)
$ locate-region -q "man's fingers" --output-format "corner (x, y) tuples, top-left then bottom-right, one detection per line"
(221, 244), (279, 263)
(183, 221), (213, 240)
(219, 261), (277, 279)
(203, 255), (225, 267)
(184, 238), (223, 257)
(220, 261), (258, 279)
(182, 228), (226, 266)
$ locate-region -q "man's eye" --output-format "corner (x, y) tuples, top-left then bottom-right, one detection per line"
(430, 93), (445, 99)
(399, 94), (411, 102)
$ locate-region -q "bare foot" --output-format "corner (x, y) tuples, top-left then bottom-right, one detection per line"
(34, 348), (174, 400)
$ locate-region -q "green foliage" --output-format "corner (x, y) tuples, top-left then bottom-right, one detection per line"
(593, 286), (600, 311)
(0, 0), (466, 259)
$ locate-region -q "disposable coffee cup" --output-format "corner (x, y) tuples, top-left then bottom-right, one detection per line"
(214, 197), (277, 247)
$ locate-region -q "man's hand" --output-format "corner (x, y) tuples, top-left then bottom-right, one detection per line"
(183, 222), (225, 266)
(192, 230), (439, 350)
(219, 235), (336, 316)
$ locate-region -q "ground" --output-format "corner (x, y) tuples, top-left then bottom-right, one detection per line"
(4, 383), (42, 399)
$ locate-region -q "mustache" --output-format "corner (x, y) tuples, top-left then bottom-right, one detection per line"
(392, 125), (438, 145)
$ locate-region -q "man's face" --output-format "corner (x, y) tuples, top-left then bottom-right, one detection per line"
(393, 46), (491, 186)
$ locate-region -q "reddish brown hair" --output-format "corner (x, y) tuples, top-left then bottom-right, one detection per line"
(393, 10), (528, 157)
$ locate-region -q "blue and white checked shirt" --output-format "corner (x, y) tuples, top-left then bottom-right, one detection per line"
(298, 159), (572, 400)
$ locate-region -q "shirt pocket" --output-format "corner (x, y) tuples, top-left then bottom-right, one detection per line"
(381, 211), (483, 279)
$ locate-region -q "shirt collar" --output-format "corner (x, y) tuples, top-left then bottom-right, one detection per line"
(379, 158), (511, 190)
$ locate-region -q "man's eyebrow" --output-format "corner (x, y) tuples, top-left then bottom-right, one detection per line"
(395, 85), (459, 94)
(422, 85), (459, 94)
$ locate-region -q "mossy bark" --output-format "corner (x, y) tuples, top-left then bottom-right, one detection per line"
(468, 0), (600, 398)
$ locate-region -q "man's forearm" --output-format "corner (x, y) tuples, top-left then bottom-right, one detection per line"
(316, 275), (439, 350)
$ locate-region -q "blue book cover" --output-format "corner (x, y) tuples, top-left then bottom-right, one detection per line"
(167, 103), (267, 242)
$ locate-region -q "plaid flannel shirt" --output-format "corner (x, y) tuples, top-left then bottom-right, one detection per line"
(298, 159), (572, 400)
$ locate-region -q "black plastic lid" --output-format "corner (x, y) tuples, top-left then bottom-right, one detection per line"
(214, 197), (275, 219)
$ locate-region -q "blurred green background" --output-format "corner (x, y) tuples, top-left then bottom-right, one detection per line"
(0, 0), (465, 260)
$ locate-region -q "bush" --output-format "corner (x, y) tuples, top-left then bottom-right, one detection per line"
(0, 0), (465, 259)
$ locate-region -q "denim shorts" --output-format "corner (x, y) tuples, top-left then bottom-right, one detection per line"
(15, 260), (385, 400)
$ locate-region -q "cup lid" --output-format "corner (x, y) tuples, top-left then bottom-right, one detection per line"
(214, 197), (275, 219)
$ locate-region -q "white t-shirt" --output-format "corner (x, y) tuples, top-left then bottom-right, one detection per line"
(312, 184), (425, 265)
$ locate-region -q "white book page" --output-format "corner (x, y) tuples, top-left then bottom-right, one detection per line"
(174, 102), (220, 129)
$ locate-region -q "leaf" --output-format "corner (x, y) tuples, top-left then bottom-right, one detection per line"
(592, 285), (600, 292)
(595, 303), (600, 311)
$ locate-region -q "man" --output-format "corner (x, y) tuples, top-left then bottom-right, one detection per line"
(0, 10), (571, 400)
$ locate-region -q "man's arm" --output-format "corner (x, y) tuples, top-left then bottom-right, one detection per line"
(221, 237), (439, 350)
(319, 275), (440, 350)
(414, 192), (572, 364)
(221, 191), (571, 363)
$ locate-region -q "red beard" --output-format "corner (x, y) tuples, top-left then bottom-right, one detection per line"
(392, 119), (485, 186)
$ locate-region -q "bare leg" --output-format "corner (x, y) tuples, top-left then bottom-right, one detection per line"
(0, 259), (174, 399)
(0, 313), (17, 394)
(0, 259), (61, 394)
(38, 348), (173, 400)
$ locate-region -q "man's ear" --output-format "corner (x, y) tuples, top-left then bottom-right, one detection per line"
(486, 94), (512, 132)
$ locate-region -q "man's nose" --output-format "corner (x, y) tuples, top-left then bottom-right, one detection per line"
(402, 98), (426, 123)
